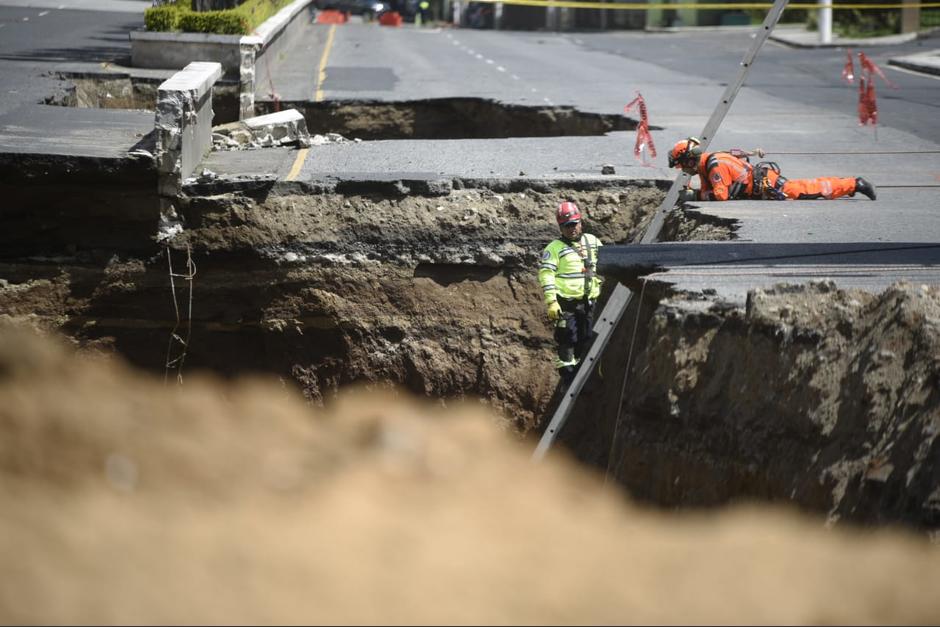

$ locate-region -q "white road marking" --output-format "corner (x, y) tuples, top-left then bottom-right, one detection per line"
(2, 0), (145, 12)
(887, 64), (940, 82)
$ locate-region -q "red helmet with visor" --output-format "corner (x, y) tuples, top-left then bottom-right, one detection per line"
(556, 201), (582, 226)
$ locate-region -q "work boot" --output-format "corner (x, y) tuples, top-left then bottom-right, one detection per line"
(855, 177), (877, 200)
(559, 365), (577, 385)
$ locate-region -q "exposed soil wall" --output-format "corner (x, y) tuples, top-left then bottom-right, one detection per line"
(256, 98), (643, 140)
(45, 75), (241, 125)
(0, 151), (160, 257)
(2, 174), (938, 535)
(2, 324), (939, 624)
(563, 280), (940, 532)
(0, 183), (664, 431)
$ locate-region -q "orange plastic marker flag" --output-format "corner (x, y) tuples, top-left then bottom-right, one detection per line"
(858, 51), (898, 89)
(858, 75), (878, 126)
(841, 48), (855, 84)
(624, 92), (657, 166)
(865, 78), (878, 126)
(857, 76), (869, 125)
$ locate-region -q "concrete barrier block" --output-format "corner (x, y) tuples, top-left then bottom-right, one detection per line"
(155, 61), (223, 198)
(244, 109), (308, 138)
(213, 108), (310, 149)
(131, 0), (315, 119)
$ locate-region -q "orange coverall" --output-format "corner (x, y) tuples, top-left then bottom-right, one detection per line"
(693, 152), (857, 201)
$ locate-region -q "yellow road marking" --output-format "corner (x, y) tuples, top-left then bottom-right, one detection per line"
(286, 148), (309, 181)
(315, 24), (337, 103)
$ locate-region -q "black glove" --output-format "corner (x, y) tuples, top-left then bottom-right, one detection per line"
(677, 189), (697, 203)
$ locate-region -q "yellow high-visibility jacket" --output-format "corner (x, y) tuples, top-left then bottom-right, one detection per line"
(538, 233), (602, 305)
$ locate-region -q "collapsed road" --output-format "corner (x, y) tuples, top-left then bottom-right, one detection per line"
(1, 11), (940, 543)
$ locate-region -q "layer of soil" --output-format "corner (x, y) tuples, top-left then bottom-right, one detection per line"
(0, 184), (664, 432)
(1, 177), (938, 536)
(562, 280), (940, 532)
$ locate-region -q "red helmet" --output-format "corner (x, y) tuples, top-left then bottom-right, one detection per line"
(668, 137), (702, 168)
(556, 201), (582, 226)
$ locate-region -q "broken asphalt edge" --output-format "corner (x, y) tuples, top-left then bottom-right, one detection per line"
(181, 174), (673, 198)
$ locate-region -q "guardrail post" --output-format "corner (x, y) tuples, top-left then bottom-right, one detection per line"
(819, 1), (832, 44)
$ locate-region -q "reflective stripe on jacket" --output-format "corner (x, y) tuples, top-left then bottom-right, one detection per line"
(537, 233), (603, 305)
(696, 152), (753, 201)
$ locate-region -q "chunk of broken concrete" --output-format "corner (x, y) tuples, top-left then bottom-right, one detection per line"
(244, 109), (311, 146)
(211, 108), (311, 150)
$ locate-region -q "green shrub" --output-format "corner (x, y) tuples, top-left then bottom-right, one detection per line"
(178, 10), (249, 33)
(144, 0), (293, 35)
(804, 1), (901, 37)
(144, 4), (183, 31)
(231, 0), (294, 32)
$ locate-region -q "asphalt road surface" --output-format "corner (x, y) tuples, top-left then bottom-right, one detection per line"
(0, 0), (148, 116)
(2, 3), (939, 298)
(246, 19), (940, 298)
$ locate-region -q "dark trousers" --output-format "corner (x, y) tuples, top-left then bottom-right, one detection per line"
(554, 297), (595, 384)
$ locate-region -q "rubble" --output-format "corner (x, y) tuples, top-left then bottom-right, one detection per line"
(211, 108), (321, 151)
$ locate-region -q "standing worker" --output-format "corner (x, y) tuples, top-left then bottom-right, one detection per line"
(416, 0), (429, 25)
(668, 137), (877, 202)
(538, 201), (603, 385)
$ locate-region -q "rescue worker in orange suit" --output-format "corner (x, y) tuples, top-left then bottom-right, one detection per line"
(668, 137), (877, 202)
(538, 201), (602, 385)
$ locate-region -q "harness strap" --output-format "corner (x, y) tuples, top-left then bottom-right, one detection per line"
(751, 161), (787, 200)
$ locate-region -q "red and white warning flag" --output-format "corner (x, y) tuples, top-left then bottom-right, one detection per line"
(841, 49), (855, 84)
(854, 52), (897, 127)
(858, 74), (878, 126)
(858, 52), (898, 89)
(624, 92), (657, 166)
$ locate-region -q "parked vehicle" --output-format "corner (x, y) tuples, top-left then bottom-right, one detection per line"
(315, 0), (387, 18)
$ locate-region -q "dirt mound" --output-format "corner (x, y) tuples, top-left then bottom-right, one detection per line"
(2, 323), (939, 625)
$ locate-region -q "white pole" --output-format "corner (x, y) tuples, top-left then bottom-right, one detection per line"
(819, 1), (832, 44)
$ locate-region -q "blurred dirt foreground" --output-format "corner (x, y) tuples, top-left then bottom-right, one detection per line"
(1, 323), (939, 625)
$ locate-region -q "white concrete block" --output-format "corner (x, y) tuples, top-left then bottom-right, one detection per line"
(158, 61), (223, 101)
(243, 109), (305, 129)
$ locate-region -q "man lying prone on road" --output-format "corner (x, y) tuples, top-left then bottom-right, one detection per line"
(669, 137), (877, 202)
